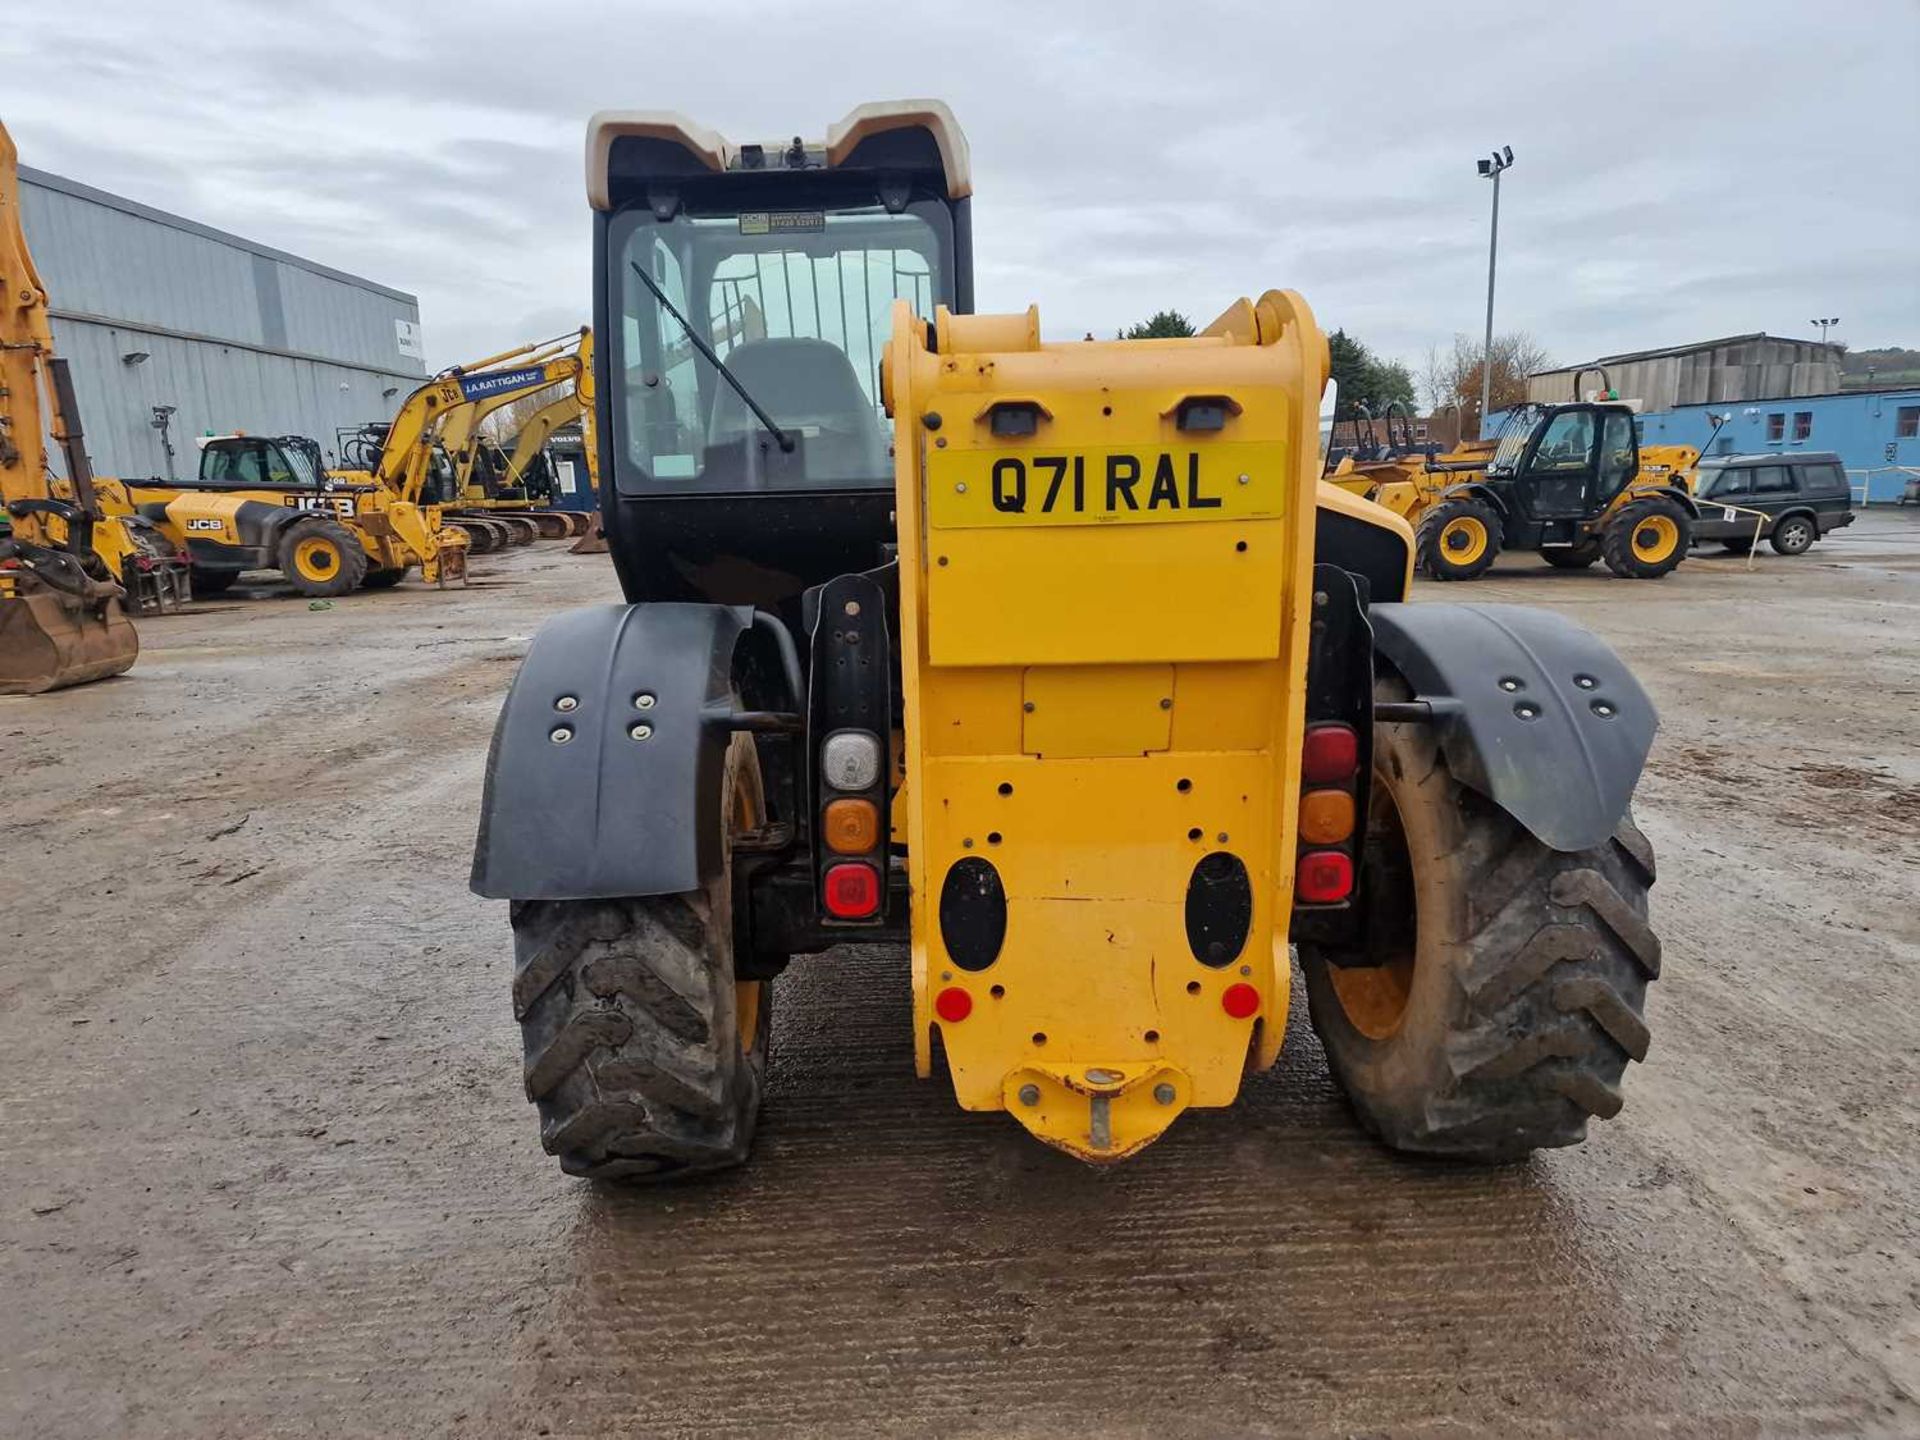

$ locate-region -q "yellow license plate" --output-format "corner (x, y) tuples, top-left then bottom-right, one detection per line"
(926, 444), (1287, 529)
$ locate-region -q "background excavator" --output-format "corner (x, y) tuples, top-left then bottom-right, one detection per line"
(0, 119), (178, 694)
(332, 331), (594, 552)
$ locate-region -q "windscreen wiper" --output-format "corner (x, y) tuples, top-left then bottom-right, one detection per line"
(628, 260), (795, 453)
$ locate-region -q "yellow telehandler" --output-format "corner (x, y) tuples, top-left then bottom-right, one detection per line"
(1328, 378), (1709, 581)
(0, 119), (162, 694)
(471, 102), (1661, 1179)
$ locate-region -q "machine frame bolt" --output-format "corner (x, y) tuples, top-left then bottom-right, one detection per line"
(1018, 1084), (1041, 1107)
(1154, 1083), (1176, 1105)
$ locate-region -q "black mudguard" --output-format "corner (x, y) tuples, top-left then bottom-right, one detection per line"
(1369, 603), (1656, 853)
(470, 602), (754, 900)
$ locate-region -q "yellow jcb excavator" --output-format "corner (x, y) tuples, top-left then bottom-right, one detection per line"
(1, 119), (170, 694)
(334, 331), (595, 552)
(439, 331), (595, 541)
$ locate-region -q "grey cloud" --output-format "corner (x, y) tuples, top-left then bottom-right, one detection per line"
(7, 0), (1915, 373)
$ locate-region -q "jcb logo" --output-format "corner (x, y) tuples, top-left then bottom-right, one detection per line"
(186, 517), (226, 532)
(989, 453), (1222, 516)
(285, 495), (356, 518)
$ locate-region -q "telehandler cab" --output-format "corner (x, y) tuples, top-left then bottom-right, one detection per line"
(472, 102), (1662, 1179)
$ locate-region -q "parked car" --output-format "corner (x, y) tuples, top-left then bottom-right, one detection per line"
(1690, 452), (1855, 555)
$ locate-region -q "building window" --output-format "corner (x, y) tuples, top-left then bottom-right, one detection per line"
(1898, 405), (1920, 439)
(1792, 411), (1813, 441)
(1766, 412), (1785, 442)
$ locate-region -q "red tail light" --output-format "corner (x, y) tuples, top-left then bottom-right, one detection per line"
(1297, 850), (1354, 903)
(1302, 723), (1359, 783)
(822, 861), (880, 919)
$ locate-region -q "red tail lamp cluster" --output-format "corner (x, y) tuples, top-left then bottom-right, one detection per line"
(1296, 721), (1359, 904)
(820, 729), (884, 920)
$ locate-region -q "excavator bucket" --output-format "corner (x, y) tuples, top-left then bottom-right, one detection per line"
(0, 585), (139, 695)
(568, 511), (608, 554)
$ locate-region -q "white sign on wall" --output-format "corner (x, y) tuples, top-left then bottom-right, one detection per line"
(395, 319), (424, 360)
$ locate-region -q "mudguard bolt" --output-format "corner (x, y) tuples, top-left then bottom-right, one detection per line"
(554, 695), (578, 712)
(955, 481), (967, 493)
(630, 723), (653, 741)
(1237, 473), (1250, 485)
(1154, 1083), (1176, 1105)
(1018, 1084), (1040, 1107)
(634, 692), (656, 709)
(549, 726), (574, 744)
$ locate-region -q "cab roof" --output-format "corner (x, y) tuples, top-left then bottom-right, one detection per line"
(585, 100), (970, 212)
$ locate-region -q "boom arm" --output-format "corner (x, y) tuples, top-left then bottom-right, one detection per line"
(370, 328), (590, 503)
(1, 122), (113, 589)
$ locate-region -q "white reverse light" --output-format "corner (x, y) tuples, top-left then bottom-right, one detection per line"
(821, 732), (881, 792)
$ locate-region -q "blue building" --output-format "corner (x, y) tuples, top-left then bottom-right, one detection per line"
(1633, 389), (1920, 502)
(1511, 335), (1917, 502)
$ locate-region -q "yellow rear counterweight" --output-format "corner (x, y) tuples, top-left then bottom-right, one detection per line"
(884, 291), (1330, 1162)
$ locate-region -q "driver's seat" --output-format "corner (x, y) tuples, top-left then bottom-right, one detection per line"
(708, 338), (888, 481)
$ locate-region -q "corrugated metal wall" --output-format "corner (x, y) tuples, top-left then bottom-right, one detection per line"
(1530, 337), (1842, 410)
(18, 167), (426, 479)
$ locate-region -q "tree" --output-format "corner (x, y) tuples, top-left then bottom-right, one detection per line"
(1422, 332), (1552, 436)
(1327, 329), (1418, 420)
(1121, 310), (1196, 339)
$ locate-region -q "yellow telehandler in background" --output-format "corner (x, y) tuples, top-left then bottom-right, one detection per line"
(1327, 375), (1709, 581)
(470, 102), (1663, 1181)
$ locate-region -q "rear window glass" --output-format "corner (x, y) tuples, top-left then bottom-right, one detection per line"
(1799, 462), (1848, 494)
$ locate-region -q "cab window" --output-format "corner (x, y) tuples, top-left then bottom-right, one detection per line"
(611, 201), (952, 495)
(202, 442), (269, 485)
(1597, 412), (1636, 496)
(1531, 411), (1596, 472)
(1750, 465), (1794, 495)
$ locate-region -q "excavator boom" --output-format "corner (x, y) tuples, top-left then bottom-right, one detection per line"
(0, 120), (139, 694)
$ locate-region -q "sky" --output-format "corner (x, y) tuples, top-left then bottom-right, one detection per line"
(4, 0), (1916, 382)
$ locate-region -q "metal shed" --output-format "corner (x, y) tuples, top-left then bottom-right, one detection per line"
(1530, 334), (1842, 412)
(18, 166), (425, 481)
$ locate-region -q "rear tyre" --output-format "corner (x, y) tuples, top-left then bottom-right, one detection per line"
(1415, 498), (1503, 581)
(1541, 541), (1600, 570)
(1769, 514), (1816, 555)
(276, 517), (367, 597)
(509, 735), (770, 1182)
(1600, 495), (1691, 578)
(1298, 680), (1660, 1161)
(189, 567), (240, 595)
(362, 566), (409, 589)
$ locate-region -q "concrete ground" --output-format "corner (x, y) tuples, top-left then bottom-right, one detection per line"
(3, 510), (1916, 1438)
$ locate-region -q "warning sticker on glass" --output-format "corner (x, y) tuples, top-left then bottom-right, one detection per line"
(739, 211), (826, 235)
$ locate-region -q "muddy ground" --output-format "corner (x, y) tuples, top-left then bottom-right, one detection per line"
(3, 511), (1916, 1438)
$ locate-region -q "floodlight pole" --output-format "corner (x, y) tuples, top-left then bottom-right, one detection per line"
(1478, 147), (1514, 437)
